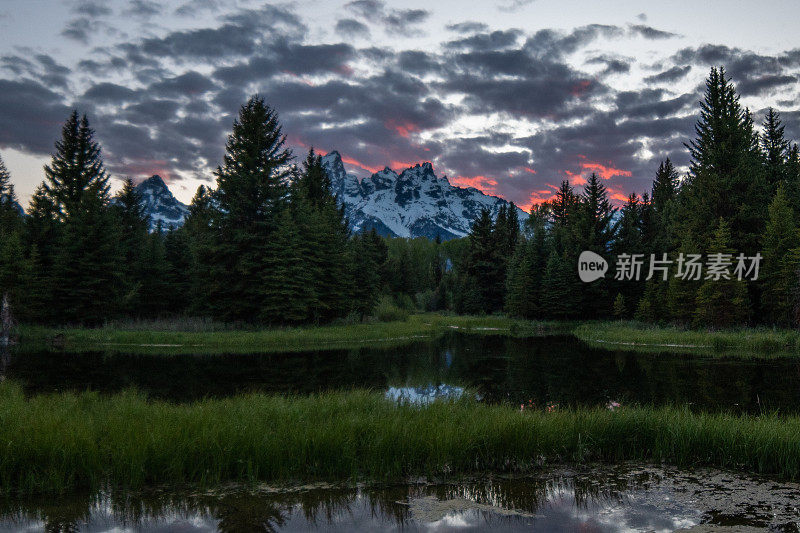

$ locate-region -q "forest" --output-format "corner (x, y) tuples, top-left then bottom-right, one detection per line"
(1, 66), (800, 328)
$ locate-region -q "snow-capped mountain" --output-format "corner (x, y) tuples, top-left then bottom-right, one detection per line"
(321, 151), (528, 239)
(127, 155), (528, 239)
(135, 175), (189, 231)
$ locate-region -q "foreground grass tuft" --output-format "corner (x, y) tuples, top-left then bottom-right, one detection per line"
(2, 382), (800, 494)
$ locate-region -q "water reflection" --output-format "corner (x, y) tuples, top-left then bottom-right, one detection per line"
(385, 384), (466, 404)
(6, 334), (800, 413)
(1, 465), (798, 532)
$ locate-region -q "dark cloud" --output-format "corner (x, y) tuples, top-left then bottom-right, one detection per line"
(61, 18), (95, 43)
(497, 0), (536, 12)
(586, 54), (631, 75)
(335, 18), (370, 37)
(125, 0), (162, 18)
(344, 0), (430, 33)
(0, 79), (71, 154)
(345, 0), (384, 19)
(738, 74), (797, 96)
(74, 0), (112, 18)
(446, 21), (489, 33)
(150, 71), (217, 98)
(525, 25), (624, 60)
(445, 30), (522, 51)
(644, 65), (691, 84)
(83, 82), (138, 102)
(629, 24), (678, 40)
(383, 9), (431, 32)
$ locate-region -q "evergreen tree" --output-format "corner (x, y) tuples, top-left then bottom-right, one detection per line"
(693, 219), (750, 327)
(163, 228), (193, 314)
(112, 178), (150, 313)
(289, 149), (351, 322)
(575, 173), (616, 317)
(183, 185), (218, 315)
(0, 153), (23, 235)
(761, 185), (800, 325)
(540, 251), (580, 318)
(460, 208), (501, 313)
(761, 108), (790, 192)
(505, 204), (549, 318)
(680, 67), (768, 255)
(42, 111), (122, 324)
(210, 95), (293, 321)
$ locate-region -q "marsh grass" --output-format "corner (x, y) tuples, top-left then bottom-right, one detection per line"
(574, 321), (800, 357)
(2, 382), (800, 494)
(14, 314), (564, 354)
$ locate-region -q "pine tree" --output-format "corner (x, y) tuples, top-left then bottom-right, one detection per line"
(540, 251), (580, 319)
(183, 185), (218, 315)
(288, 149), (351, 322)
(761, 185), (800, 325)
(761, 108), (790, 192)
(163, 228), (193, 314)
(210, 95), (293, 322)
(0, 153), (23, 236)
(693, 219), (750, 327)
(575, 173), (616, 317)
(680, 67), (768, 255)
(505, 205), (549, 318)
(42, 111), (122, 324)
(137, 224), (171, 317)
(112, 178), (150, 314)
(460, 208), (501, 313)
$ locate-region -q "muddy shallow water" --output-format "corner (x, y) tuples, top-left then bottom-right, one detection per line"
(1, 465), (798, 532)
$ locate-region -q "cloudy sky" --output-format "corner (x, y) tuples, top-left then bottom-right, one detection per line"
(2, 0), (800, 211)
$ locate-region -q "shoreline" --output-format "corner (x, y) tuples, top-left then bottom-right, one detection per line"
(12, 315), (800, 356)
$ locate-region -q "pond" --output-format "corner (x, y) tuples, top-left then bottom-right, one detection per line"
(1, 465), (798, 532)
(3, 333), (800, 414)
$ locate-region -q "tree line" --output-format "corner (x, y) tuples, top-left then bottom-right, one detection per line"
(499, 67), (800, 327)
(2, 67), (800, 328)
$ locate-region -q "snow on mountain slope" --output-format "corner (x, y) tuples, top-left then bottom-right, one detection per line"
(134, 175), (189, 231)
(321, 151), (528, 239)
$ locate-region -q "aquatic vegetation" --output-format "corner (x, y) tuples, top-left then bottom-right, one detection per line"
(2, 382), (800, 494)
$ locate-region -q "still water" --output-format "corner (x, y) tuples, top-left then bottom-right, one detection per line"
(4, 333), (800, 413)
(3, 334), (800, 530)
(1, 465), (799, 532)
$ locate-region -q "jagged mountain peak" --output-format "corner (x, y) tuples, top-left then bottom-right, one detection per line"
(321, 150), (528, 240)
(133, 175), (189, 231)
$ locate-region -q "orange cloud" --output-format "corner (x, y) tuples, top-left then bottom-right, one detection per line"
(449, 175), (499, 195)
(521, 166), (537, 174)
(384, 119), (419, 138)
(579, 161), (633, 180)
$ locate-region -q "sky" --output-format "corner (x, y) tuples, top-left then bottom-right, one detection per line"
(1, 0), (800, 211)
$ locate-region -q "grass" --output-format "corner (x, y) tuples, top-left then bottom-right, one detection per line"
(574, 321), (800, 356)
(16, 313), (800, 357)
(2, 382), (800, 494)
(14, 314), (567, 354)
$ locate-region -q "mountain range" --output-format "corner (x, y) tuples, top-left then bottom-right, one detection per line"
(126, 153), (528, 238)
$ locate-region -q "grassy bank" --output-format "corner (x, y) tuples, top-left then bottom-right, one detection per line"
(1, 382), (799, 494)
(574, 321), (800, 356)
(15, 314), (566, 354)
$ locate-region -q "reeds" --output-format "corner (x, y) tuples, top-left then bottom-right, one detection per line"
(1, 382), (799, 494)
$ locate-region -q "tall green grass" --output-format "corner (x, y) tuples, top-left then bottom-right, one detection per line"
(574, 321), (800, 357)
(1, 382), (800, 494)
(14, 314), (564, 354)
